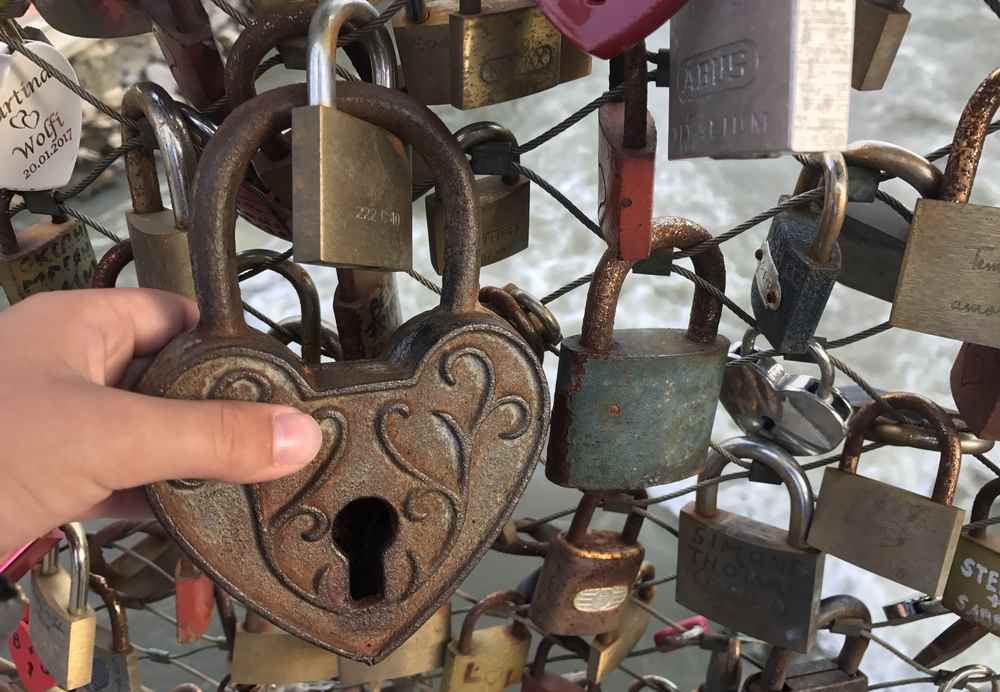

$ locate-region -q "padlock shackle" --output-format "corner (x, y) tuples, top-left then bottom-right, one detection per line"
(191, 82), (479, 336)
(795, 141), (942, 199)
(695, 437), (814, 550)
(122, 82), (198, 225)
(457, 590), (526, 654)
(88, 573), (131, 654)
(306, 0), (397, 108)
(405, 0), (427, 22)
(92, 240), (135, 288)
(939, 664), (1000, 692)
(840, 392), (962, 506)
(970, 477), (1000, 539)
(761, 594), (871, 691)
(807, 342), (836, 401)
(59, 523), (90, 615)
(798, 152), (847, 264)
(579, 216), (725, 353)
(237, 249), (323, 366)
(566, 492), (646, 546)
(455, 122), (520, 184)
(941, 68), (1000, 204)
(627, 675), (678, 692)
(622, 41), (648, 151)
(530, 637), (559, 678)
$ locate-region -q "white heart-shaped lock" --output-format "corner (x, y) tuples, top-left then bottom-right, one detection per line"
(0, 40), (82, 191)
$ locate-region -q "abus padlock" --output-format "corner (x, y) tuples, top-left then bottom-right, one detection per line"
(894, 68), (1000, 348)
(668, 0), (853, 159)
(547, 217), (728, 490)
(529, 493), (645, 636)
(743, 595), (870, 692)
(853, 0), (909, 91)
(676, 437), (825, 652)
(942, 477), (1000, 634)
(337, 605), (451, 685)
(230, 611), (340, 684)
(122, 82), (197, 298)
(598, 43), (656, 261)
(449, 0), (562, 110)
(427, 122), (529, 274)
(834, 140), (942, 302)
(293, 0), (412, 270)
(441, 591), (530, 691)
(84, 575), (141, 692)
(521, 638), (595, 692)
(28, 523), (97, 690)
(809, 393), (966, 597)
(0, 191), (95, 305)
(138, 79), (548, 661)
(752, 152), (848, 354)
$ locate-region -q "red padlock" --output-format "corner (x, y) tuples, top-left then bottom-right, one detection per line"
(598, 43), (656, 261)
(7, 612), (58, 692)
(174, 557), (215, 644)
(536, 0), (689, 59)
(0, 531), (62, 583)
(652, 615), (710, 651)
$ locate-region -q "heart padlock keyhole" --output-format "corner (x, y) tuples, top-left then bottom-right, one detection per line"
(332, 497), (399, 604)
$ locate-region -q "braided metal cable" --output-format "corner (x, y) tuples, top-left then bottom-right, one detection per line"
(514, 163), (603, 239)
(875, 189), (914, 224)
(408, 269), (442, 295)
(516, 86), (624, 154)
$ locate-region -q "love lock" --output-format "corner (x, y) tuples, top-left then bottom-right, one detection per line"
(534, 0), (689, 59)
(138, 80), (548, 662)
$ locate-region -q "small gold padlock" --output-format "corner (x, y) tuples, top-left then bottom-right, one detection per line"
(230, 611), (340, 685)
(337, 605), (451, 686)
(28, 523), (97, 690)
(585, 564), (656, 684)
(441, 591), (530, 691)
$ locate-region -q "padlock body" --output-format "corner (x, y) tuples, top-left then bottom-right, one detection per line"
(0, 219), (95, 305)
(744, 661), (868, 692)
(942, 533), (1000, 635)
(598, 103), (656, 261)
(83, 627), (140, 692)
(529, 531), (644, 636)
(127, 210), (195, 298)
(676, 504), (824, 652)
(230, 625), (340, 684)
(585, 593), (652, 683)
(174, 565), (215, 644)
(892, 199), (1000, 348)
(338, 606), (451, 684)
(28, 568), (96, 690)
(394, 1), (452, 106)
(809, 468), (965, 597)
(559, 39), (592, 84)
(292, 104), (412, 270)
(668, 0), (852, 159)
(837, 198), (909, 302)
(751, 206), (841, 354)
(547, 330), (728, 490)
(951, 343), (1000, 440)
(441, 626), (530, 691)
(852, 0), (909, 91)
(449, 1), (562, 110)
(427, 176), (530, 275)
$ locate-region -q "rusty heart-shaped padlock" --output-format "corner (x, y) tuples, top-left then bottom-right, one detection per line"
(138, 80), (548, 663)
(535, 0), (688, 59)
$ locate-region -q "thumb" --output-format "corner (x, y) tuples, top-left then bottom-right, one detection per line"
(79, 386), (324, 489)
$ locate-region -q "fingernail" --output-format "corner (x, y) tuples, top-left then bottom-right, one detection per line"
(272, 412), (323, 467)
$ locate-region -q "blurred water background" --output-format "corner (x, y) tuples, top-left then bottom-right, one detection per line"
(16, 0), (1000, 688)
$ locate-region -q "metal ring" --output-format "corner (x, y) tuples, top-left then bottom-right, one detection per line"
(506, 284), (562, 346)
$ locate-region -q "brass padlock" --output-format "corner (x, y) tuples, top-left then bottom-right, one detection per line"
(449, 0), (563, 110)
(676, 437), (825, 653)
(0, 192), (96, 305)
(121, 81), (198, 298)
(337, 605), (451, 685)
(547, 217), (728, 490)
(230, 611), (340, 685)
(442, 591), (530, 691)
(585, 563), (656, 684)
(84, 575), (141, 692)
(742, 595), (870, 692)
(28, 524), (97, 690)
(809, 393), (966, 597)
(852, 0), (909, 91)
(892, 68), (1000, 349)
(942, 477), (1000, 635)
(529, 493), (645, 636)
(292, 0), (412, 269)
(427, 122), (529, 274)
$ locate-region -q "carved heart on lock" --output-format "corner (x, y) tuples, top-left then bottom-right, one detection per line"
(140, 83), (548, 663)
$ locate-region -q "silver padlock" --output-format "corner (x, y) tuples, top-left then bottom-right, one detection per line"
(668, 0), (853, 159)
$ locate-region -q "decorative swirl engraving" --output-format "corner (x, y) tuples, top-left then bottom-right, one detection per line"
(208, 370), (274, 403)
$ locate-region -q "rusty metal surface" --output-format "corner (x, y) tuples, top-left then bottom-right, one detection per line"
(456, 590), (527, 654)
(139, 82), (548, 663)
(88, 522), (181, 609)
(91, 241), (134, 289)
(942, 68), (1000, 204)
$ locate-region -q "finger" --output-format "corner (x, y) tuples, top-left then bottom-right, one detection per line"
(84, 488), (153, 520)
(75, 385), (323, 489)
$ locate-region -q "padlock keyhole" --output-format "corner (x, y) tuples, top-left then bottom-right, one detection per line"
(332, 497), (398, 603)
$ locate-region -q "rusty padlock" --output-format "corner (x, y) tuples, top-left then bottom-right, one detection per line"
(84, 575), (141, 692)
(529, 493), (645, 636)
(138, 80), (548, 662)
(547, 217), (728, 491)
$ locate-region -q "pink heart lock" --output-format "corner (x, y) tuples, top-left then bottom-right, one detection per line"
(535, 0), (690, 59)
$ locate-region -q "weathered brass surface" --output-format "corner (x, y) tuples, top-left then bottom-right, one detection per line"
(441, 592), (530, 691)
(394, 0), (453, 105)
(230, 614), (340, 685)
(337, 606), (451, 684)
(0, 215), (95, 305)
(942, 478), (1000, 635)
(852, 0), (909, 90)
